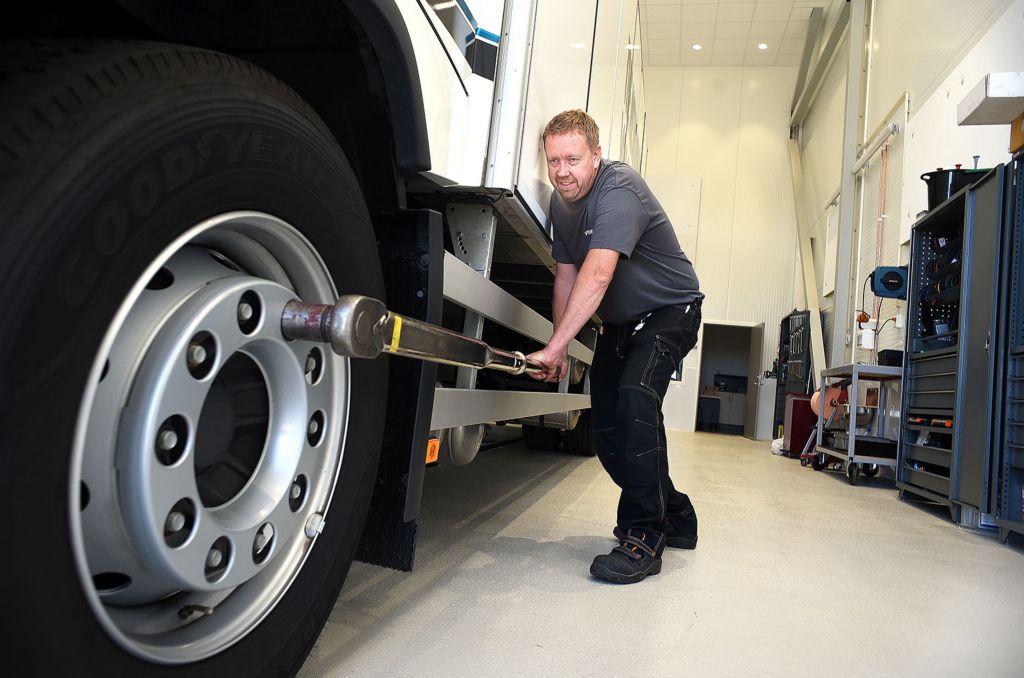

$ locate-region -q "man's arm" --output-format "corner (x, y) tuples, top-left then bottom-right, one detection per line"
(550, 248), (618, 349)
(528, 248), (618, 381)
(552, 262), (578, 329)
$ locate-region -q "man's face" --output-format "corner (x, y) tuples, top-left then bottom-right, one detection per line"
(544, 132), (602, 203)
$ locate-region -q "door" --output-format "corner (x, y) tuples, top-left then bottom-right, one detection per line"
(953, 169), (1003, 511)
(744, 323), (765, 439)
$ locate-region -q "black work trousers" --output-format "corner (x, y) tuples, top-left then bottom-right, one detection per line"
(591, 302), (701, 538)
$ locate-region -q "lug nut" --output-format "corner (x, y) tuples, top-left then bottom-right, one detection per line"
(237, 302), (254, 323)
(206, 547), (224, 569)
(254, 523), (274, 552)
(158, 429), (179, 451)
(290, 483), (302, 500)
(308, 418), (320, 436)
(166, 511), (186, 533)
(305, 355), (316, 373)
(187, 344), (207, 367)
(304, 513), (326, 538)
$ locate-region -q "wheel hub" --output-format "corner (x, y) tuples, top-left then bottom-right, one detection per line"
(117, 269), (312, 593)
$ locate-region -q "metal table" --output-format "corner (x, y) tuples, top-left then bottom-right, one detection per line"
(813, 363), (903, 484)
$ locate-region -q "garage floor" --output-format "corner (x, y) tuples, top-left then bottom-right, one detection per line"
(299, 430), (1024, 677)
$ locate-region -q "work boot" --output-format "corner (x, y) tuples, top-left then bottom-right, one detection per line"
(665, 494), (698, 549)
(590, 529), (663, 584)
(613, 497), (697, 550)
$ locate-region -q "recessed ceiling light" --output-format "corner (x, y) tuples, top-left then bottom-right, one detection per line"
(692, 44), (703, 51)
(570, 42), (587, 49)
(757, 43), (769, 50)
(625, 44), (641, 51)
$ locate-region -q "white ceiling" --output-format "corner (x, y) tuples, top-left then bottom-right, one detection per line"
(640, 0), (836, 67)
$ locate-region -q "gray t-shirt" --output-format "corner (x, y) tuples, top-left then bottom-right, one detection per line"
(550, 159), (703, 324)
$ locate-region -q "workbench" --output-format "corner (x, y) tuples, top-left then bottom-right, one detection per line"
(813, 363), (902, 484)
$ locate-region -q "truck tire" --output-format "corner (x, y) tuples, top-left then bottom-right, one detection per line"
(523, 424), (563, 450)
(563, 410), (596, 456)
(0, 42), (388, 676)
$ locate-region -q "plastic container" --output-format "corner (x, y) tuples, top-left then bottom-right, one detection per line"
(920, 165), (989, 210)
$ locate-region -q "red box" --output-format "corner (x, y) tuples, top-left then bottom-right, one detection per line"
(783, 394), (816, 458)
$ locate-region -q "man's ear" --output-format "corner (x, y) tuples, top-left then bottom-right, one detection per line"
(593, 145), (602, 166)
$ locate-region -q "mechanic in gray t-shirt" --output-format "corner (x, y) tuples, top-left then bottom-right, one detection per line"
(528, 110), (703, 585)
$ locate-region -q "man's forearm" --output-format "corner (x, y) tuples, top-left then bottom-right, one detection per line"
(552, 273), (573, 328)
(548, 268), (610, 351)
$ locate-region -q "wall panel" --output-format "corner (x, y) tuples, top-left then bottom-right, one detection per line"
(647, 64), (800, 430)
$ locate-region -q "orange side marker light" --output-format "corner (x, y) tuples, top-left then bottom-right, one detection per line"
(426, 438), (440, 464)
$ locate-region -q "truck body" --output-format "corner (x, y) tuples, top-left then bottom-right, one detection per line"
(0, 0), (647, 673)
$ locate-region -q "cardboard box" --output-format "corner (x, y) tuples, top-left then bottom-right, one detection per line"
(1012, 112), (1024, 154)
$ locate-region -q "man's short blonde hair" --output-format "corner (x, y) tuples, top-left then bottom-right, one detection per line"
(542, 109), (600, 151)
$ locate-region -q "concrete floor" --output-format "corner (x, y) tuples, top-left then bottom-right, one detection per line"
(299, 430), (1024, 677)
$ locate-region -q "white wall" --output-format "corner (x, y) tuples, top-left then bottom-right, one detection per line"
(646, 65), (800, 431)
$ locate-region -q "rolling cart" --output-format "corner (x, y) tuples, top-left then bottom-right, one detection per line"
(812, 363), (903, 484)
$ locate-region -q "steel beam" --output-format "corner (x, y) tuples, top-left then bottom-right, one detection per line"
(832, 0), (870, 366)
(431, 388), (591, 429)
(791, 2), (850, 129)
(791, 7), (825, 113)
(788, 139), (827, 389)
(443, 251), (594, 363)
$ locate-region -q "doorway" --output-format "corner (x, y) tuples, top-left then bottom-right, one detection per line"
(695, 322), (765, 438)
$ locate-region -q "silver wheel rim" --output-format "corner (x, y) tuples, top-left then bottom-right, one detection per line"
(70, 212), (349, 664)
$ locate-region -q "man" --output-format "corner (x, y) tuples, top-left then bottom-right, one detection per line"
(528, 110), (703, 585)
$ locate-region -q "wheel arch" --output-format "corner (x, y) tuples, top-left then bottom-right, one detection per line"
(6, 0), (432, 208)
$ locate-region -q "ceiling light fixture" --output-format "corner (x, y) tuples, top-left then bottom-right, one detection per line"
(570, 42), (587, 49)
(757, 43), (769, 50)
(692, 44), (703, 51)
(625, 44), (641, 51)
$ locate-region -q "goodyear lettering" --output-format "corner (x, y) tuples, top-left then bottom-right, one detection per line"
(223, 130), (250, 162)
(129, 165), (162, 217)
(93, 201), (130, 256)
(249, 132), (274, 162)
(162, 144), (198, 192)
(61, 126), (328, 305)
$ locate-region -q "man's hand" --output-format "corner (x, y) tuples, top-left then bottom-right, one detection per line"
(527, 344), (569, 382)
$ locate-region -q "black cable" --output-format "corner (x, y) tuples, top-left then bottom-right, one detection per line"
(856, 274), (872, 328)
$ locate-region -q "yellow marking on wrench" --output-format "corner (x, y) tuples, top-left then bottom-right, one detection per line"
(389, 315), (403, 353)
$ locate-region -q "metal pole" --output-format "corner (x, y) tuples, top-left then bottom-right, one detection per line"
(832, 0), (870, 367)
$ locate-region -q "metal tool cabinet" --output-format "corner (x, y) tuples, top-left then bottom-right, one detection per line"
(814, 363), (902, 485)
(897, 166), (1007, 525)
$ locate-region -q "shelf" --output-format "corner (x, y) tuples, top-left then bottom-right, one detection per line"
(909, 409), (954, 419)
(909, 343), (958, 361)
(906, 423), (956, 434)
(910, 343), (958, 360)
(820, 363), (903, 380)
(903, 444), (953, 469)
(912, 189), (968, 234)
(1013, 345), (1024, 356)
(924, 261), (962, 281)
(899, 481), (953, 506)
(902, 464), (951, 496)
(922, 285), (961, 304)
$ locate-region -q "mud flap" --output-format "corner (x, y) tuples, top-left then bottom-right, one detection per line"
(356, 207), (442, 571)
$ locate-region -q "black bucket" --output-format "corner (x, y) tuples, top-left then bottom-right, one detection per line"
(920, 167), (989, 211)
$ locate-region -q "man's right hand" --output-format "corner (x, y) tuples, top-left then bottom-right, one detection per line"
(526, 344), (569, 383)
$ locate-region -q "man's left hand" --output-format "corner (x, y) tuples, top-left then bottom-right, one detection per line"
(526, 345), (569, 382)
